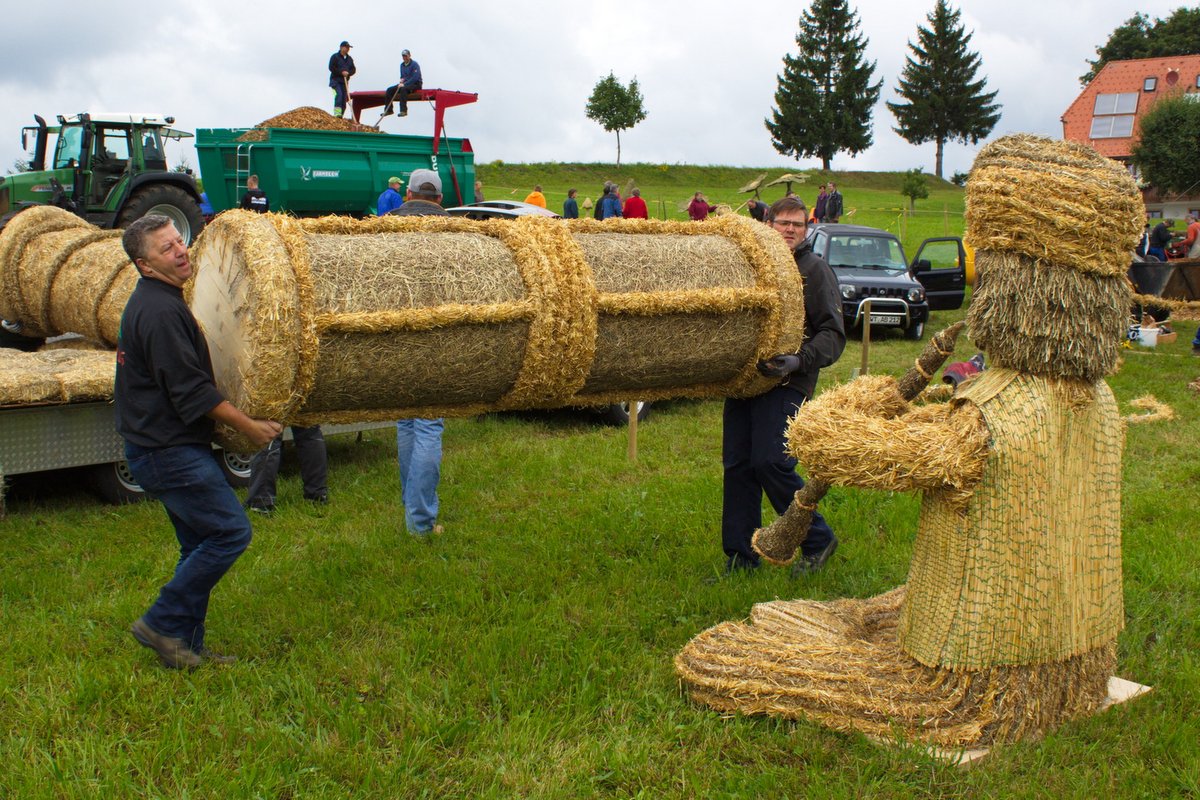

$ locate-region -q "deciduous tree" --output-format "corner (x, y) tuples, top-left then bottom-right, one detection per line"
(585, 73), (647, 168)
(900, 168), (930, 211)
(766, 0), (882, 170)
(1131, 94), (1200, 195)
(887, 0), (1000, 179)
(1083, 7), (1200, 85)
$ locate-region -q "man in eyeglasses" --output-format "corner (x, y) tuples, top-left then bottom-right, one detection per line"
(719, 195), (845, 576)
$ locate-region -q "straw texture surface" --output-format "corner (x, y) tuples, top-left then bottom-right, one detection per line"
(187, 212), (805, 446)
(0, 348), (115, 406)
(965, 134), (1143, 277)
(0, 207), (138, 347)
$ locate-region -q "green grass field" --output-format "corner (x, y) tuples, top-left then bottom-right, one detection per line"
(475, 162), (967, 255)
(1, 165), (1198, 797)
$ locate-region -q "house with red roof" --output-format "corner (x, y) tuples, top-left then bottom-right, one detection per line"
(1061, 55), (1200, 219)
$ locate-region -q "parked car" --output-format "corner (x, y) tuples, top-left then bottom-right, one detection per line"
(445, 201), (560, 220)
(444, 201), (649, 425)
(805, 223), (967, 340)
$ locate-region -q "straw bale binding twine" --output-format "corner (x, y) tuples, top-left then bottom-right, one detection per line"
(678, 135), (1138, 748)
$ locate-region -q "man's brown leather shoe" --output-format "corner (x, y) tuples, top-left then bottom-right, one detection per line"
(131, 617), (202, 670)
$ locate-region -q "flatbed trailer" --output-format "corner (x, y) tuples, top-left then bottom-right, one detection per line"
(0, 399), (391, 512)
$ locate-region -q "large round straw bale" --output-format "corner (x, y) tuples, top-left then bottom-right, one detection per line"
(96, 268), (139, 347)
(0, 206), (92, 334)
(965, 134), (1143, 276)
(189, 211), (805, 449)
(16, 227), (113, 333)
(47, 233), (131, 343)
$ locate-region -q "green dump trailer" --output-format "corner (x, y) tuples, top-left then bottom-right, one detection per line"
(195, 126), (475, 216)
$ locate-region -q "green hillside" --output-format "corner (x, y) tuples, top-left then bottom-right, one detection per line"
(475, 162), (966, 253)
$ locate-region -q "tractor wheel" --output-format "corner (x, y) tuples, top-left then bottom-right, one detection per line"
(117, 185), (205, 244)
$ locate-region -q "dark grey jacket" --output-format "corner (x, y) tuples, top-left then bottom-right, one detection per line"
(787, 241), (846, 399)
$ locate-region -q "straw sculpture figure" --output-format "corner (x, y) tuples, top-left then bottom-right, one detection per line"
(187, 212), (806, 450)
(676, 134), (1143, 748)
(0, 206), (138, 347)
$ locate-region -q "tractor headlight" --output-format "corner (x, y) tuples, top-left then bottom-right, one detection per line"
(907, 287), (925, 303)
(840, 284), (857, 300)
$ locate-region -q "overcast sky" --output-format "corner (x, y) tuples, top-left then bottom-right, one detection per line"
(0, 1), (1184, 180)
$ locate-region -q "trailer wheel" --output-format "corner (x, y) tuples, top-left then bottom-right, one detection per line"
(90, 461), (148, 505)
(216, 448), (254, 488)
(117, 185), (206, 244)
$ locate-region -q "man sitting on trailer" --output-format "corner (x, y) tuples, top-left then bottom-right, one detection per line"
(383, 50), (423, 118)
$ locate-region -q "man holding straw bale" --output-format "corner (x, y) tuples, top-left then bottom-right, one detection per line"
(383, 169), (448, 538)
(116, 215), (281, 669)
(720, 196), (845, 574)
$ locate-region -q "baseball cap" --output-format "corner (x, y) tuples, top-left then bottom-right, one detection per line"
(402, 49), (411, 57)
(409, 168), (442, 194)
(388, 176), (402, 186)
(340, 40), (352, 48)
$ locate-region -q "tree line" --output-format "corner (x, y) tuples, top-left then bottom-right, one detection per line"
(582, 4), (1200, 188)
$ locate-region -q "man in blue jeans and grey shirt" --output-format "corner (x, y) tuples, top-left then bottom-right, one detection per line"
(116, 215), (280, 669)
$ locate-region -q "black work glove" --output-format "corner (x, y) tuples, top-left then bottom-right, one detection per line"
(756, 354), (801, 378)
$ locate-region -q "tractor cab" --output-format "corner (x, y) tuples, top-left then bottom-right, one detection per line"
(5, 113), (205, 243)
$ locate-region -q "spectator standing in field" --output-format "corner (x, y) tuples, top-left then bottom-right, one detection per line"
(563, 188), (579, 219)
(598, 185), (623, 219)
(825, 182), (844, 223)
(245, 426), (329, 514)
(116, 215), (281, 669)
(1180, 213), (1200, 259)
(1148, 218), (1173, 261)
(328, 41), (356, 119)
(377, 176), (404, 215)
(474, 180), (485, 203)
(524, 185), (547, 208)
(239, 175), (269, 213)
(720, 196), (845, 575)
(747, 197), (768, 223)
(813, 183), (829, 223)
(623, 187), (648, 219)
(687, 192), (717, 221)
(383, 49), (422, 118)
(384, 169), (448, 538)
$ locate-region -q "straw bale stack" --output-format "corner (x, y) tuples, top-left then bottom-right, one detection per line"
(0, 348), (115, 406)
(677, 135), (1140, 748)
(187, 211), (805, 449)
(0, 206), (137, 347)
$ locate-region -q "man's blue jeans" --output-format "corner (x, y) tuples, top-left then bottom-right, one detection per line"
(396, 419), (443, 533)
(125, 442), (252, 650)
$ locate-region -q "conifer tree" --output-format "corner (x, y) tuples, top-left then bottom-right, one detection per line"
(766, 0), (882, 170)
(886, 0), (1000, 179)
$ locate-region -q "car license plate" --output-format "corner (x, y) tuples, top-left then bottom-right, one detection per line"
(869, 313), (902, 325)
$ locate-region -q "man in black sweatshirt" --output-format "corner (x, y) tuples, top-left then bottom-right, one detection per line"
(116, 215), (280, 669)
(720, 195), (846, 574)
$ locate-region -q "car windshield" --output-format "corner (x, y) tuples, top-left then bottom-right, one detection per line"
(825, 235), (907, 270)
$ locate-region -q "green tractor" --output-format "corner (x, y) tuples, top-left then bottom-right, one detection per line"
(0, 112), (206, 244)
(0, 113), (206, 348)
